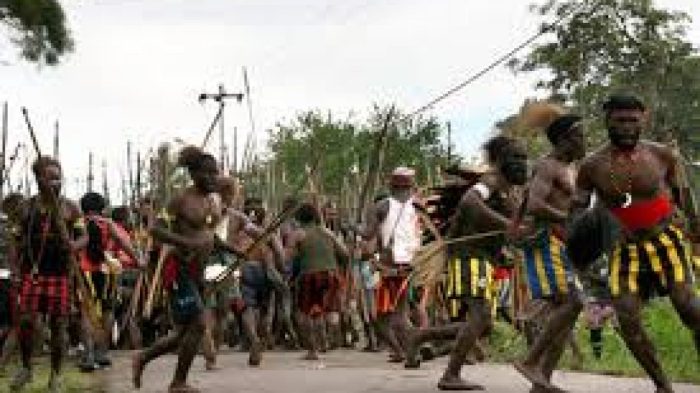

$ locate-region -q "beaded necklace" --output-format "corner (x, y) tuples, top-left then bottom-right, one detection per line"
(609, 149), (637, 208)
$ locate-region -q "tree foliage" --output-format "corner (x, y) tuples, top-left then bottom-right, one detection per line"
(509, 0), (699, 158)
(0, 0), (73, 65)
(260, 105), (451, 203)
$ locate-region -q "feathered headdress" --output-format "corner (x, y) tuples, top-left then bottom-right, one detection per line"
(519, 101), (581, 143)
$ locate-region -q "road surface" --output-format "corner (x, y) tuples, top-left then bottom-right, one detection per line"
(99, 349), (700, 393)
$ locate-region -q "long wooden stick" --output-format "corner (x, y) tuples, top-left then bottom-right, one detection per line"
(21, 107), (104, 335)
(143, 244), (172, 319)
(355, 106), (395, 224)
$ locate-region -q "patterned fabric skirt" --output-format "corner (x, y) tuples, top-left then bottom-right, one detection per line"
(18, 274), (70, 317)
(609, 224), (695, 299)
(375, 272), (410, 315)
(522, 228), (577, 299)
(446, 255), (494, 321)
(296, 270), (341, 317)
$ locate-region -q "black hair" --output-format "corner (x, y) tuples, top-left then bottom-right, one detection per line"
(602, 95), (646, 115)
(482, 135), (523, 165)
(177, 146), (217, 173)
(546, 114), (582, 144)
(295, 202), (320, 225)
(80, 192), (107, 263)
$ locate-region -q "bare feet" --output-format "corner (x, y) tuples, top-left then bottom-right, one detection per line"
(302, 351), (319, 361)
(249, 341), (263, 367)
(168, 383), (201, 393)
(514, 361), (552, 389)
(437, 374), (484, 391)
(132, 351), (145, 389)
(387, 352), (405, 363)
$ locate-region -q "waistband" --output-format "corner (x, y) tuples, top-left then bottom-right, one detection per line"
(610, 194), (673, 233)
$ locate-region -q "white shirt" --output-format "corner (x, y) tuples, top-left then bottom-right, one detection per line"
(380, 197), (421, 265)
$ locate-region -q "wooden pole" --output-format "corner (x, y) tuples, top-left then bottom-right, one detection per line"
(356, 106), (395, 223)
(54, 120), (60, 159)
(87, 152), (94, 192)
(0, 102), (8, 200)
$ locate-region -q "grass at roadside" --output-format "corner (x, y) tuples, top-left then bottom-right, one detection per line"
(488, 298), (700, 384)
(0, 361), (99, 393)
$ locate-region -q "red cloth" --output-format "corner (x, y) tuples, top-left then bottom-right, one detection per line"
(296, 270), (341, 317)
(375, 274), (409, 315)
(493, 266), (512, 280)
(610, 194), (673, 232)
(18, 274), (70, 317)
(162, 255), (200, 289)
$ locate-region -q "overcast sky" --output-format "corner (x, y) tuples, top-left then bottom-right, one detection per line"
(1, 0), (699, 200)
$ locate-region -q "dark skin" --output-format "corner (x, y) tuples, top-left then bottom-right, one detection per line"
(405, 147), (528, 391)
(286, 218), (349, 360)
(514, 126), (586, 393)
(573, 108), (700, 393)
(360, 185), (415, 361)
(133, 158), (222, 393)
(222, 208), (291, 365)
(11, 164), (86, 388)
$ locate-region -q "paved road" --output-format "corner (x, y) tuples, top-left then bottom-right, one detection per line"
(100, 349), (700, 393)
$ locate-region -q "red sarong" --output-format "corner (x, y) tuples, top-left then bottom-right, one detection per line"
(18, 274), (70, 317)
(610, 195), (673, 232)
(296, 270), (341, 317)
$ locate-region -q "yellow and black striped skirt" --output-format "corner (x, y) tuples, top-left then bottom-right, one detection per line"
(609, 224), (695, 298)
(446, 255), (493, 320)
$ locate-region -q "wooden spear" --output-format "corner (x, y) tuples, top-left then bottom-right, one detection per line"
(21, 107), (105, 338)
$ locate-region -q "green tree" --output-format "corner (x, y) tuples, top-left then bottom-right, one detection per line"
(1, 0), (73, 65)
(262, 105), (451, 206)
(509, 0), (697, 155)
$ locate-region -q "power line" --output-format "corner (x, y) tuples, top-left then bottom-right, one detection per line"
(407, 0), (590, 119)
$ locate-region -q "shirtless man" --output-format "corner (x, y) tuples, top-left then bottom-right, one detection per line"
(361, 167), (422, 363)
(513, 108), (587, 392)
(570, 95), (700, 393)
(10, 157), (87, 392)
(286, 202), (349, 360)
(404, 136), (529, 390)
(217, 179), (295, 364)
(133, 146), (223, 393)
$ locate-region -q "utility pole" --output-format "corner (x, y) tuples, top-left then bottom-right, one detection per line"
(198, 84), (244, 170)
(127, 141), (135, 207)
(54, 120), (60, 159)
(102, 160), (110, 203)
(232, 126), (238, 174)
(87, 152), (94, 192)
(446, 121), (452, 163)
(1, 102), (8, 200)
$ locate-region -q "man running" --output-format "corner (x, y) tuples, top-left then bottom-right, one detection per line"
(132, 146), (223, 393)
(404, 136), (529, 390)
(361, 167), (422, 362)
(570, 95), (700, 393)
(513, 104), (587, 393)
(287, 202), (349, 360)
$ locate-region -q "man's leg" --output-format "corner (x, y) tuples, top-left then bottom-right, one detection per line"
(132, 324), (186, 389)
(613, 293), (672, 393)
(405, 323), (462, 368)
(11, 313), (35, 389)
(514, 296), (582, 389)
(241, 307), (262, 366)
(170, 314), (205, 391)
(438, 298), (491, 390)
(202, 308), (217, 370)
(668, 283), (700, 358)
(376, 312), (404, 361)
(47, 315), (67, 391)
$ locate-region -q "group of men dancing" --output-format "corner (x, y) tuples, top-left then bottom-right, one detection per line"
(0, 94), (698, 393)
